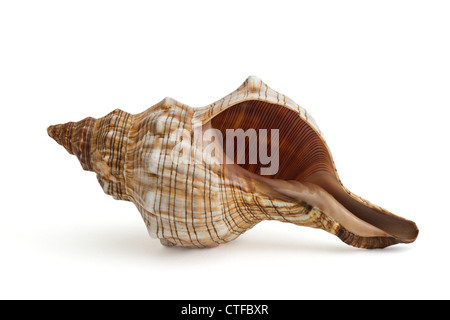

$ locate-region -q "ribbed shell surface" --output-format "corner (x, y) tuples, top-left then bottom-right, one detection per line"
(47, 76), (419, 249)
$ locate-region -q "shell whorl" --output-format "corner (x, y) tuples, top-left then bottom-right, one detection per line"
(90, 109), (133, 201)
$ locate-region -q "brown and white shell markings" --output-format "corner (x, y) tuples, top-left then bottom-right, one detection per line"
(47, 76), (418, 249)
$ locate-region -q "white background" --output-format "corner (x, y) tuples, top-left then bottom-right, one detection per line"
(1, 0), (449, 300)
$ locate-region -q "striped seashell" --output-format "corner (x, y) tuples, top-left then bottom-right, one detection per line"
(47, 76), (418, 249)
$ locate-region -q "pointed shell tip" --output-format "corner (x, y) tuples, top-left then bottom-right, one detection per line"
(245, 75), (263, 93)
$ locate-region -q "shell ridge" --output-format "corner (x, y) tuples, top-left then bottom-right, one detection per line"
(157, 105), (179, 244)
(122, 112), (135, 200)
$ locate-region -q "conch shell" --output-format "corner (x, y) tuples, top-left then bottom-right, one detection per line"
(48, 76), (418, 249)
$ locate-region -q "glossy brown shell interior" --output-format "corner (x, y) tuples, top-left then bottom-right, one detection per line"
(210, 100), (419, 247)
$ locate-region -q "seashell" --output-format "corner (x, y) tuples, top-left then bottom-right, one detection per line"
(47, 76), (418, 249)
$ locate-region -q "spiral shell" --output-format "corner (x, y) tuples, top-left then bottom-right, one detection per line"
(47, 76), (418, 249)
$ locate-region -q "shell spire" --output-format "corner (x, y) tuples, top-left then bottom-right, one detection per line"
(48, 109), (133, 200)
(47, 117), (96, 171)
